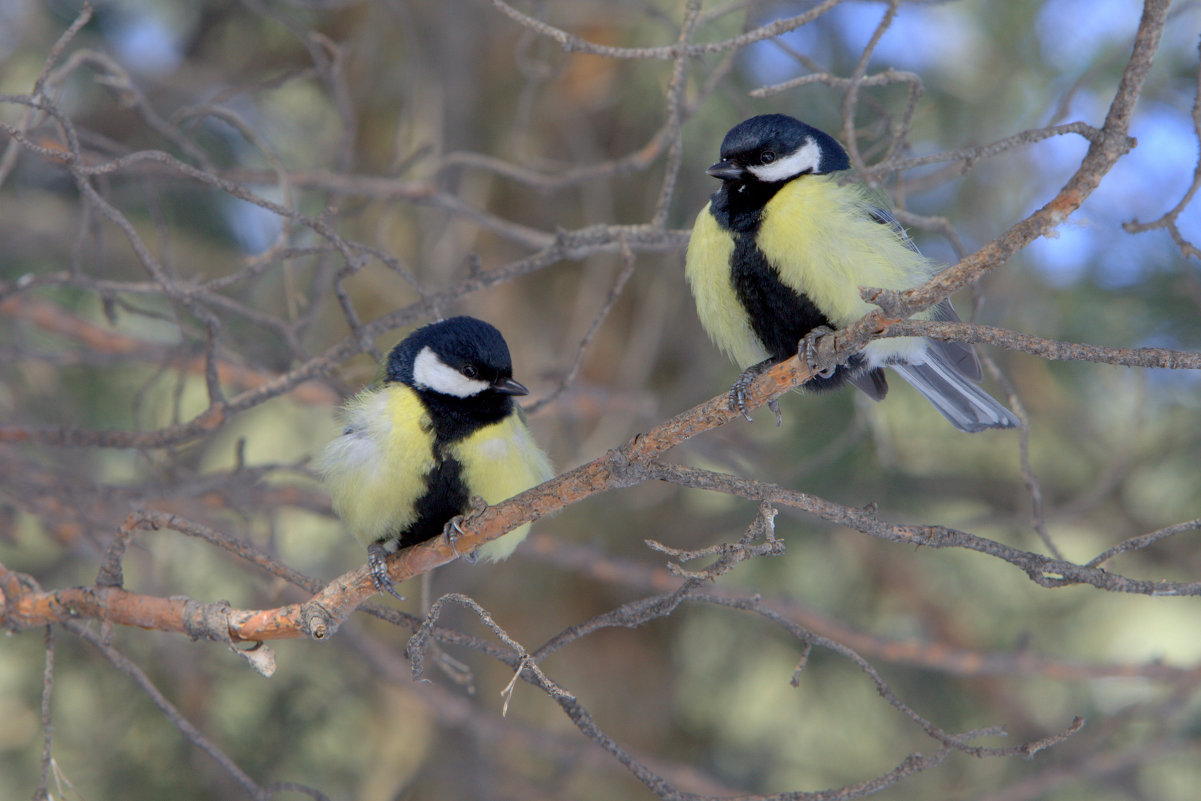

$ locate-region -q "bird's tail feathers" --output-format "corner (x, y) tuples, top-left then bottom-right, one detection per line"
(890, 353), (1019, 433)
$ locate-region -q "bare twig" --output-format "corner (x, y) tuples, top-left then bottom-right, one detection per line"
(1, 1), (1195, 799)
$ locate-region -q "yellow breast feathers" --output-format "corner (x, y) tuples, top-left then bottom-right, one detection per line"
(685, 204), (769, 368)
(452, 411), (554, 561)
(757, 176), (933, 328)
(318, 385), (435, 547)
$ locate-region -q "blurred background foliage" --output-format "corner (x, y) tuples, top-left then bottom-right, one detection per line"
(1, 0), (1200, 799)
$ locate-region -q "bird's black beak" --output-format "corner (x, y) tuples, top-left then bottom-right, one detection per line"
(706, 160), (744, 181)
(492, 377), (529, 396)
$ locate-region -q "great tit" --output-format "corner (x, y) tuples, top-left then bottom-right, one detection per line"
(319, 316), (553, 599)
(685, 113), (1018, 433)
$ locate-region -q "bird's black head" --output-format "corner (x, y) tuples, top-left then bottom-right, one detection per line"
(385, 316), (527, 434)
(707, 114), (850, 185)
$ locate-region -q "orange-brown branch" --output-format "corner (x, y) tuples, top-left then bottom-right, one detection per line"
(0, 356), (812, 642)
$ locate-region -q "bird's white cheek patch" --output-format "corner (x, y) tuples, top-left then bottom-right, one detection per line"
(412, 346), (490, 397)
(747, 138), (821, 182)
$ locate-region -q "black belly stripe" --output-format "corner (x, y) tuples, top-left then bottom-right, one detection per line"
(382, 389), (513, 549)
(729, 233), (865, 393)
(397, 451), (470, 549)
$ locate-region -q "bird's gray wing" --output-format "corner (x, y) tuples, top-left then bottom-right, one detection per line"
(890, 350), (1018, 433)
(870, 206), (981, 381)
(926, 296), (982, 380)
(848, 367), (889, 401)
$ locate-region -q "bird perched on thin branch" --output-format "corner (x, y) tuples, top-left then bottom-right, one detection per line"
(319, 316), (553, 599)
(685, 113), (1018, 432)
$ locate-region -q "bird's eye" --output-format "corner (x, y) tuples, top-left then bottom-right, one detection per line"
(760, 150), (776, 164)
(461, 364), (478, 379)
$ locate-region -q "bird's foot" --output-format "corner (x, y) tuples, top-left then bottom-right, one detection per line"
(443, 496), (489, 564)
(800, 326), (838, 379)
(728, 359), (775, 422)
(367, 541), (406, 602)
(442, 515), (477, 564)
(768, 398), (783, 427)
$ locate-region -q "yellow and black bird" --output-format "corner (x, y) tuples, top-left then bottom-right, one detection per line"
(685, 113), (1018, 432)
(319, 316), (553, 598)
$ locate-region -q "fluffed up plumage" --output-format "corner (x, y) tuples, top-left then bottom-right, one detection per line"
(319, 316), (553, 598)
(685, 113), (1018, 432)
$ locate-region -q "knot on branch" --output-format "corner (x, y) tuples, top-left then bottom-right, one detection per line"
(182, 599), (234, 643)
(860, 286), (909, 321)
(604, 447), (643, 488)
(299, 600), (338, 640)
